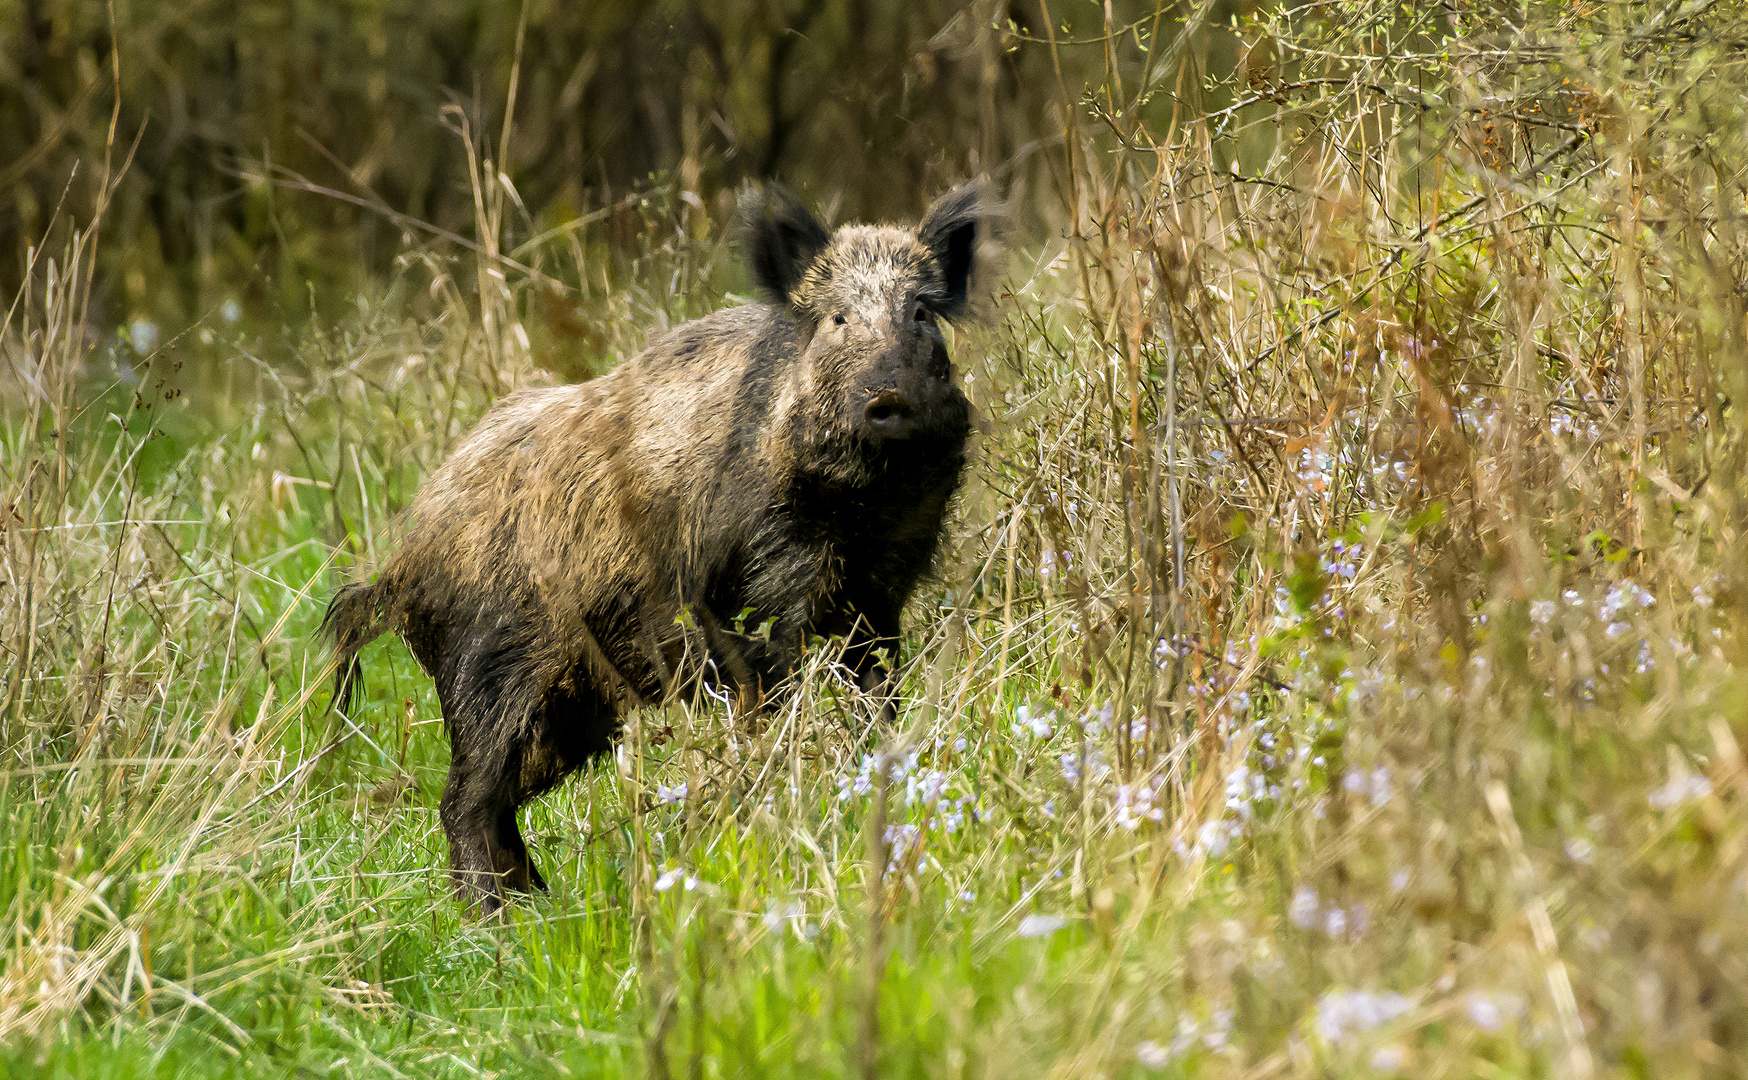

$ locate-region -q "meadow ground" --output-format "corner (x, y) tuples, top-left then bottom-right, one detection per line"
(5, 4), (1748, 1077)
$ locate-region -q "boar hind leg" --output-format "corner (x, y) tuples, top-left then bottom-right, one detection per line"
(445, 680), (619, 912)
(490, 693), (612, 897)
(438, 732), (525, 915)
(510, 679), (622, 881)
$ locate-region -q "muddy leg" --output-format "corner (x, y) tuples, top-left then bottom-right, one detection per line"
(438, 741), (521, 915)
(492, 751), (551, 895)
(492, 683), (620, 898)
(495, 803), (548, 892)
(844, 609), (901, 726)
(858, 663), (897, 726)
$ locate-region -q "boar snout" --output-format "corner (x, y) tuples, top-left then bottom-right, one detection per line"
(861, 390), (914, 441)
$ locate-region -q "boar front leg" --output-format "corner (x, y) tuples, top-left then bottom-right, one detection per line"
(842, 605), (902, 726)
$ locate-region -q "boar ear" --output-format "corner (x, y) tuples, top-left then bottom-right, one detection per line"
(918, 179), (991, 320)
(739, 184), (832, 311)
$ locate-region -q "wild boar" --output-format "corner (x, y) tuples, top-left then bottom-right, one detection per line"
(324, 181), (985, 912)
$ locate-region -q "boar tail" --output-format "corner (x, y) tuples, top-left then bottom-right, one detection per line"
(322, 581), (389, 716)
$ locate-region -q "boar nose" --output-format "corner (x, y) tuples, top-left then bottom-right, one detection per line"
(862, 390), (914, 441)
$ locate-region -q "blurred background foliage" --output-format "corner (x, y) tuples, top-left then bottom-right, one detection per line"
(0, 0), (1202, 331)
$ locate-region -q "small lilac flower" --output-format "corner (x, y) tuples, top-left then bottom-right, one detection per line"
(1648, 774), (1712, 809)
(762, 900), (804, 930)
(1464, 992), (1521, 1032)
(1016, 913), (1072, 938)
(1370, 1045), (1407, 1071)
(1196, 819), (1232, 859)
(1342, 766), (1393, 807)
(1313, 990), (1413, 1044)
(1135, 1040), (1171, 1069)
(1324, 906), (1348, 938)
(1011, 704), (1054, 740)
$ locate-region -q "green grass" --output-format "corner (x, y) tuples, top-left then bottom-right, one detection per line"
(7, 3), (1748, 1076)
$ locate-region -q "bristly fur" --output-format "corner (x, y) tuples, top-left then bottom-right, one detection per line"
(324, 180), (992, 914)
(322, 580), (385, 717)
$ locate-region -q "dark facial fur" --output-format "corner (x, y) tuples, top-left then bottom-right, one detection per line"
(324, 181), (987, 914)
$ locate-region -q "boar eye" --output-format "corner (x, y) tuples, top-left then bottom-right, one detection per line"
(832, 313), (847, 326)
(913, 301), (934, 322)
